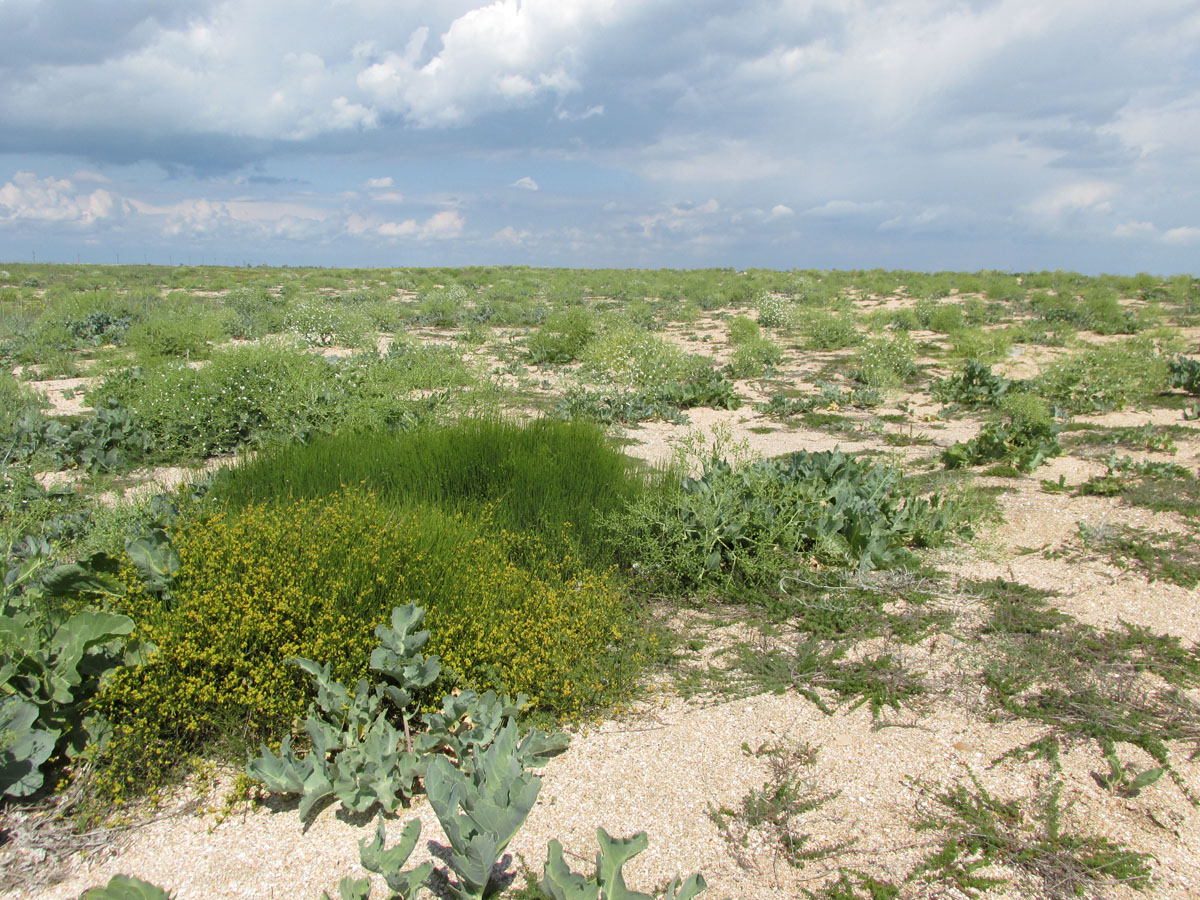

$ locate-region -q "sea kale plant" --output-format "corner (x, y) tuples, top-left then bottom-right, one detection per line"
(0, 551), (149, 797)
(246, 603), (568, 822)
(542, 829), (710, 900)
(610, 449), (963, 594)
(943, 394), (1063, 474)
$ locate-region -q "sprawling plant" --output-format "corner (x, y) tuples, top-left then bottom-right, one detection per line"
(0, 553), (147, 797)
(931, 360), (1014, 408)
(247, 604), (568, 822)
(1169, 355), (1200, 395)
(80, 875), (173, 900)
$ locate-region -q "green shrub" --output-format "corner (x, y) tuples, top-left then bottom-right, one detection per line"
(943, 395), (1062, 473)
(579, 324), (690, 388)
(1037, 338), (1168, 414)
(931, 360), (1014, 407)
(851, 334), (919, 388)
(225, 287), (289, 340)
(727, 336), (783, 378)
(125, 295), (228, 362)
(91, 343), (472, 461)
(608, 450), (963, 594)
(799, 311), (861, 350)
(98, 492), (636, 796)
(525, 307), (598, 364)
(757, 293), (795, 329)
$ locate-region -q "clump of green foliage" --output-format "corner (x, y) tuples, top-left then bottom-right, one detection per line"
(756, 383), (882, 419)
(850, 335), (919, 389)
(609, 449), (963, 595)
(526, 307), (598, 364)
(798, 311), (861, 351)
(943, 394), (1062, 473)
(209, 417), (643, 565)
(725, 316), (783, 378)
(931, 360), (1014, 408)
(91, 342), (472, 461)
(1037, 338), (1167, 414)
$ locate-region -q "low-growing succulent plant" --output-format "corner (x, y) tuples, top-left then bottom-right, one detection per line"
(426, 719), (543, 900)
(541, 828), (710, 900)
(79, 874), (173, 900)
(246, 657), (425, 820)
(0, 600), (146, 796)
(247, 603), (569, 823)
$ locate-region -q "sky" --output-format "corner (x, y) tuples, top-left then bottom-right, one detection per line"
(0, 0), (1198, 274)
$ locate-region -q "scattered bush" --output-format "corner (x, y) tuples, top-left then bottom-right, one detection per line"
(1036, 338), (1167, 414)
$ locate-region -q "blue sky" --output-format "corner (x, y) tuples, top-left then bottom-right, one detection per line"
(1, 0), (1198, 273)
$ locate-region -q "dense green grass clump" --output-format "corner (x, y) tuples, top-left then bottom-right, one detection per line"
(210, 417), (645, 563)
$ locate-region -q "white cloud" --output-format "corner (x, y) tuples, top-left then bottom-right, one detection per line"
(512, 176), (539, 191)
(0, 171), (118, 225)
(1113, 221), (1156, 238)
(356, 0), (625, 127)
(1164, 226), (1200, 245)
(492, 225), (530, 243)
(768, 204), (793, 218)
(375, 209), (465, 240)
(1030, 182), (1114, 218)
(556, 104), (604, 121)
(365, 176), (394, 189)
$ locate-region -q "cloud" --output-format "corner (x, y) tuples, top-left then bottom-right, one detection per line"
(768, 204), (793, 218)
(1030, 182), (1114, 219)
(356, 0), (626, 128)
(0, 171), (119, 225)
(365, 176), (394, 189)
(512, 176), (539, 191)
(1113, 221), (1156, 239)
(492, 225), (530, 243)
(1164, 226), (1200, 245)
(373, 209), (465, 241)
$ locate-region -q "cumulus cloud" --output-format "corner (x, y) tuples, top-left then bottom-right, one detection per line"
(1164, 226), (1200, 245)
(0, 171), (119, 225)
(2, 1), (1200, 270)
(369, 210), (465, 241)
(512, 176), (539, 191)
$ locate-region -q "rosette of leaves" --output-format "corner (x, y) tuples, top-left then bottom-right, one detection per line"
(674, 450), (957, 577)
(1168, 355), (1200, 396)
(247, 604), (440, 820)
(417, 689), (568, 774)
(931, 360), (1014, 408)
(541, 829), (710, 900)
(425, 719), (543, 900)
(80, 875), (173, 900)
